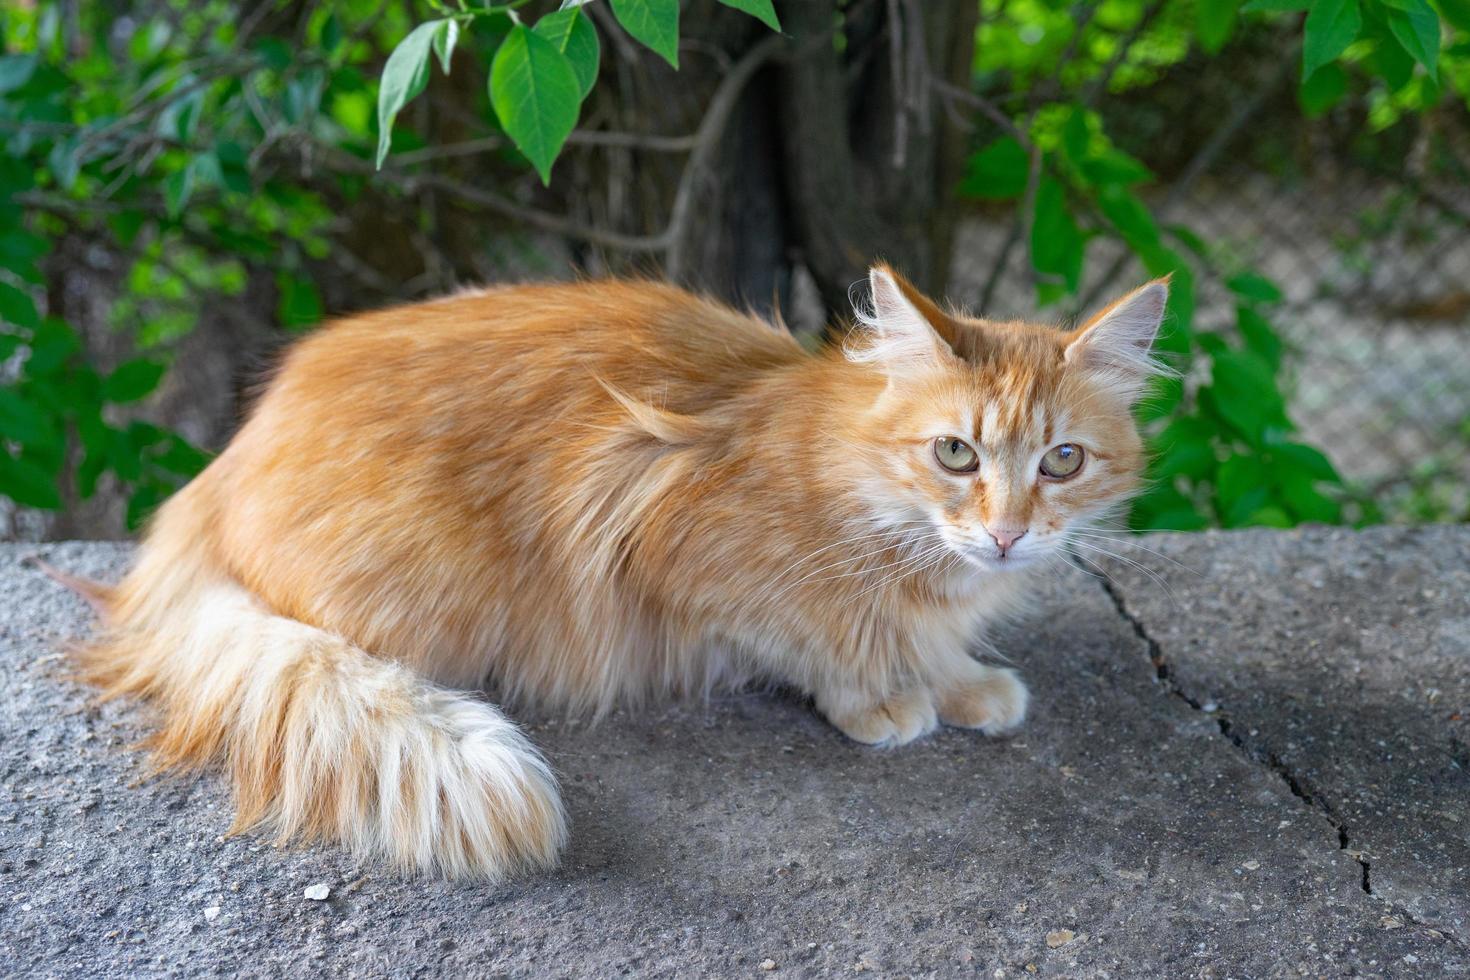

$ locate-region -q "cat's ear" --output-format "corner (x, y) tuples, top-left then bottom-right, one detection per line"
(846, 264), (956, 375)
(1064, 278), (1171, 397)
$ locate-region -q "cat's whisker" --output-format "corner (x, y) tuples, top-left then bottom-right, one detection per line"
(765, 531), (949, 603)
(1062, 538), (1181, 609)
(1065, 530), (1198, 575)
(845, 541), (956, 603)
(765, 522), (936, 584)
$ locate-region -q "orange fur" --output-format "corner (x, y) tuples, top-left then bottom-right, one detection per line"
(71, 268), (1167, 879)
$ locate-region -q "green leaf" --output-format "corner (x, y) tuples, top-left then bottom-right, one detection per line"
(0, 452), (61, 510)
(534, 9), (601, 100)
(1367, 17), (1417, 88)
(958, 137), (1029, 200)
(1243, 505), (1294, 528)
(1241, 0), (1309, 10)
(127, 483), (163, 531)
(277, 272), (323, 330)
(1197, 0), (1241, 53)
(0, 387), (57, 447)
(1275, 441), (1342, 482)
(1436, 0), (1470, 32)
(1303, 0), (1362, 79)
(610, 0), (680, 68)
(1236, 306), (1283, 369)
(24, 320), (79, 376)
(1299, 61), (1348, 115)
(1061, 109), (1091, 165)
(1030, 176), (1085, 294)
(375, 20), (443, 168)
(0, 54), (38, 95)
(491, 25), (583, 185)
(321, 12), (343, 53)
(150, 435), (211, 478)
(1225, 271), (1283, 303)
(1078, 148), (1153, 187)
(0, 281), (39, 330)
(716, 0), (782, 31)
(1206, 348), (1285, 443)
(432, 18), (460, 74)
(1156, 440), (1217, 480)
(1217, 454), (1271, 525)
(0, 228), (49, 281)
(1098, 186), (1161, 251)
(102, 359), (166, 403)
(1385, 0), (1440, 80)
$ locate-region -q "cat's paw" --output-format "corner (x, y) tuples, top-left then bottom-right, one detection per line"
(936, 666), (1029, 735)
(820, 688), (939, 747)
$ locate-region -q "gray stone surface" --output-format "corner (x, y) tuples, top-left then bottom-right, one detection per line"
(1, 533), (1466, 978)
(1100, 525), (1470, 941)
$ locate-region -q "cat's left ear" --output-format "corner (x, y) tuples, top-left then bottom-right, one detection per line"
(1064, 278), (1170, 398)
(846, 264), (957, 376)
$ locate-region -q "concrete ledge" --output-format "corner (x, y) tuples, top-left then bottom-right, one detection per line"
(2, 528), (1466, 977)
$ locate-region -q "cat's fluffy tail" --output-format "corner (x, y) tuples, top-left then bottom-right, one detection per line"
(69, 504), (566, 880)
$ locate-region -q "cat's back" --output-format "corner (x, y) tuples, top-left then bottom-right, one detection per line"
(273, 278), (804, 412)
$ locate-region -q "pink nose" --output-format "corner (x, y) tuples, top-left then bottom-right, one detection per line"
(987, 527), (1028, 555)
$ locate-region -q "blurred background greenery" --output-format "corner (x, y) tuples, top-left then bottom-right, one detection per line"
(1, 0), (1467, 539)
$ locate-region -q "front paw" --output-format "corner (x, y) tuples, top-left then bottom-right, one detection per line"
(936, 665), (1028, 735)
(818, 687), (938, 748)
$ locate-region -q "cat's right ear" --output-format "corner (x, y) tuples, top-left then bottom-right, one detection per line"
(845, 265), (955, 376)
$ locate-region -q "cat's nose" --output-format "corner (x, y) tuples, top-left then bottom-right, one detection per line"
(987, 526), (1028, 555)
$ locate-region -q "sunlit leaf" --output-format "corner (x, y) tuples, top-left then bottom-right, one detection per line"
(491, 25), (583, 184)
(1303, 0), (1362, 78)
(375, 20), (443, 168)
(610, 0), (680, 68)
(1197, 0), (1241, 53)
(534, 9), (601, 99)
(716, 0), (782, 32)
(1385, 0), (1440, 80)
(102, 359), (166, 403)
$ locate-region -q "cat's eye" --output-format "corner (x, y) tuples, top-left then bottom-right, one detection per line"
(933, 436), (979, 473)
(1040, 443), (1085, 480)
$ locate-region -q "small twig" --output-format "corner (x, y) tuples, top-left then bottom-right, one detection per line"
(931, 81), (1027, 143)
(566, 129), (701, 152)
(887, 0), (908, 169)
(1076, 44), (1298, 312)
(663, 33), (786, 279)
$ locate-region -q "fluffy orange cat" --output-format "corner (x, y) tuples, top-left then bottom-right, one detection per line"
(60, 265), (1167, 880)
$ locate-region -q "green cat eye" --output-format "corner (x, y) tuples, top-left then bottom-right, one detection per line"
(1040, 443), (1085, 479)
(934, 436), (979, 473)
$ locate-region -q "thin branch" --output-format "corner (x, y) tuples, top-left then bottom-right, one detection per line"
(326, 146), (670, 251)
(1075, 45), (1298, 312)
(931, 80), (1027, 143)
(566, 129), (701, 152)
(663, 32), (787, 279)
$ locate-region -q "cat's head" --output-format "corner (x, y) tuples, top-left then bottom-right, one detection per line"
(840, 264), (1169, 572)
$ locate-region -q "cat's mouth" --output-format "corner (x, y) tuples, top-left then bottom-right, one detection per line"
(956, 545), (1041, 572)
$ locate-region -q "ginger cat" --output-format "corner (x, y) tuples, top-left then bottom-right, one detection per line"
(63, 265), (1167, 880)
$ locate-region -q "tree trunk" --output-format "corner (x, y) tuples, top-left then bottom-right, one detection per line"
(552, 0), (979, 322)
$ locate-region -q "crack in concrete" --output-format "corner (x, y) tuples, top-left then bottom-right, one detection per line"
(1093, 570), (1467, 949)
